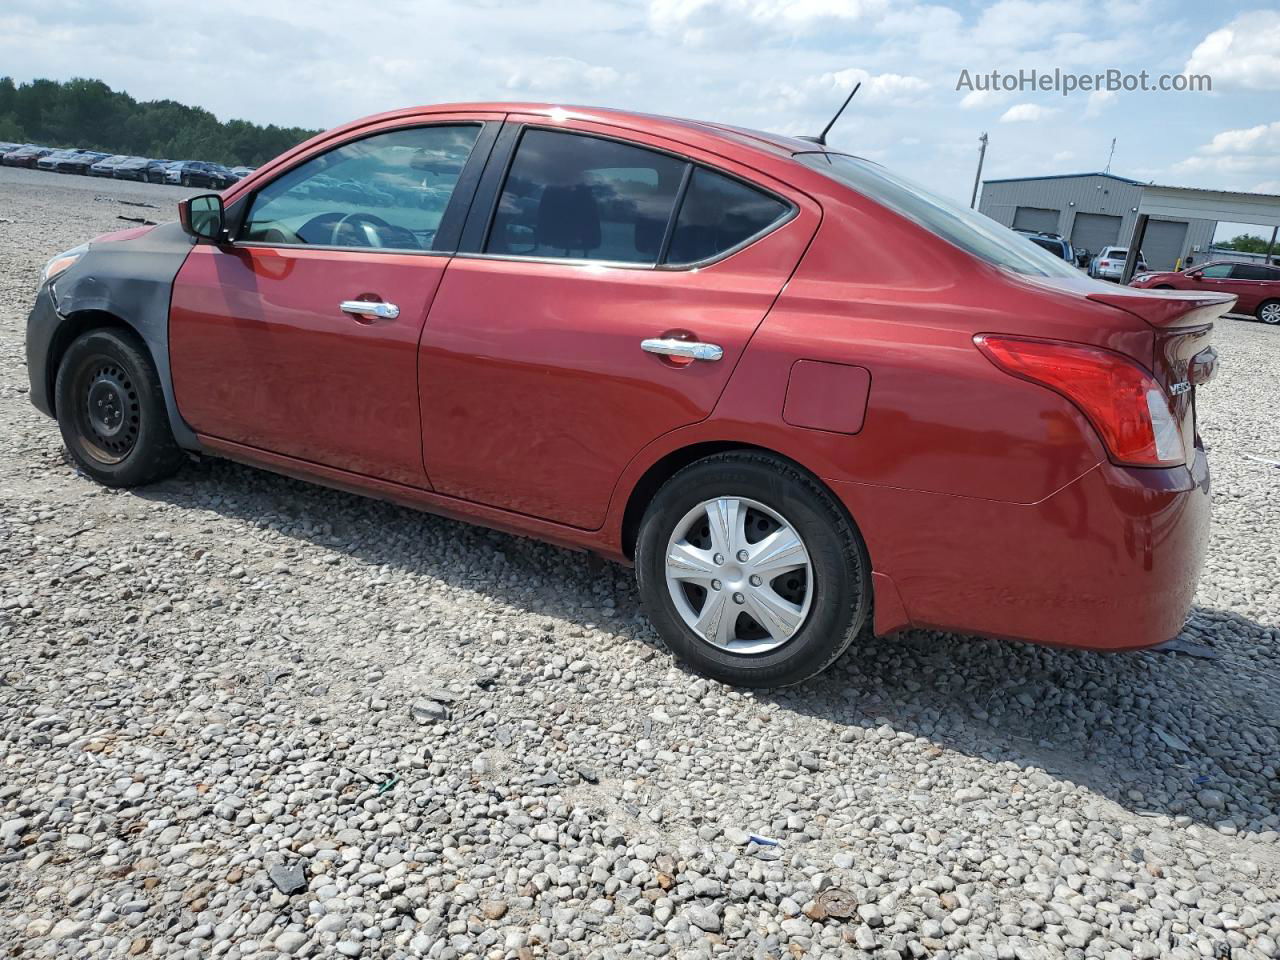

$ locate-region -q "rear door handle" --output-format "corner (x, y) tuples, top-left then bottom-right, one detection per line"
(641, 338), (723, 361)
(340, 300), (399, 320)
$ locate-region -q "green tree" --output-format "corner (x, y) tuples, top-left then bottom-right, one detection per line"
(1219, 234), (1272, 254)
(0, 75), (320, 166)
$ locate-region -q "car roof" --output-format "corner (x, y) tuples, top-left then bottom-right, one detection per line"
(320, 102), (818, 160)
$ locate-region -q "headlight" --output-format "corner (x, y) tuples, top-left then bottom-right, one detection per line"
(40, 243), (88, 289)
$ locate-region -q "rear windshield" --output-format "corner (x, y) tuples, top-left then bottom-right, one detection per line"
(797, 152), (1080, 278)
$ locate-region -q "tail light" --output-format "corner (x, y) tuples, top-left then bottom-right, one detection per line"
(974, 334), (1184, 467)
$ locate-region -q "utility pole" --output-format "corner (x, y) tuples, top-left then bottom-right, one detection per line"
(1267, 225), (1277, 265)
(970, 132), (988, 209)
(1104, 137), (1116, 175)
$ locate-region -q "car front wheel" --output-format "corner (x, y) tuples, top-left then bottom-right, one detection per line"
(1258, 300), (1280, 325)
(636, 452), (871, 687)
(54, 328), (185, 487)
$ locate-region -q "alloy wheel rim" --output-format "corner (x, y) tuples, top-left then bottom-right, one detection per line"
(664, 496), (813, 655)
(1262, 303), (1280, 324)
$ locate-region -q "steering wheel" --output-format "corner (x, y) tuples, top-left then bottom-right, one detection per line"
(330, 212), (394, 248)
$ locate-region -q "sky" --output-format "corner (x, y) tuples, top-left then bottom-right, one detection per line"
(3, 0), (1278, 226)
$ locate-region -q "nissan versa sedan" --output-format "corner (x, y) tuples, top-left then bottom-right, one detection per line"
(26, 102), (1229, 686)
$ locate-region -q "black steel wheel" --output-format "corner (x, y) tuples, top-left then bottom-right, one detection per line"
(54, 328), (184, 487)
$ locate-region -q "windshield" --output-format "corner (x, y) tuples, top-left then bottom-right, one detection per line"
(798, 152), (1081, 278)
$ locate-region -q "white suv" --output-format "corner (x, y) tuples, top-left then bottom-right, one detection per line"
(1090, 245), (1147, 281)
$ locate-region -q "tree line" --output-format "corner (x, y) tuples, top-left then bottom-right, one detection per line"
(0, 77), (320, 167)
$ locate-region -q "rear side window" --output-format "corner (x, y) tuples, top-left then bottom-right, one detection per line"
(486, 129), (686, 264)
(1233, 264), (1277, 280)
(664, 167), (790, 265)
(242, 124), (481, 252)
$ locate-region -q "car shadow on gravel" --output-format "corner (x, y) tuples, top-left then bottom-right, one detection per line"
(139, 458), (1280, 837)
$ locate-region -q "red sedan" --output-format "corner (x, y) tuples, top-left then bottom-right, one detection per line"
(27, 102), (1230, 686)
(1130, 259), (1280, 325)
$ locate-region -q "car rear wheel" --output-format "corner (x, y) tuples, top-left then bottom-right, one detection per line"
(1258, 300), (1280, 325)
(54, 328), (185, 487)
(636, 452), (871, 687)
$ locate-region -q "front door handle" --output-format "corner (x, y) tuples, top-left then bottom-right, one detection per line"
(340, 300), (399, 320)
(641, 338), (723, 361)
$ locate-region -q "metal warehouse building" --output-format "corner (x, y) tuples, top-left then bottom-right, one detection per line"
(978, 172), (1216, 271)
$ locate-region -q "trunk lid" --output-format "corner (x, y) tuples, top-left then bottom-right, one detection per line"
(1087, 287), (1233, 463)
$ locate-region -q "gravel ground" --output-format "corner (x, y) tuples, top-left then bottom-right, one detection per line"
(1, 164), (1278, 960)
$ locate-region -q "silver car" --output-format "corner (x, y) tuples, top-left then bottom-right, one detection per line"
(1090, 245), (1147, 281)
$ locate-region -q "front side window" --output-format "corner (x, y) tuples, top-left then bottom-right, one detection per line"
(486, 129), (686, 264)
(799, 152), (1082, 278)
(242, 125), (481, 252)
(1202, 264), (1232, 278)
(664, 167), (790, 265)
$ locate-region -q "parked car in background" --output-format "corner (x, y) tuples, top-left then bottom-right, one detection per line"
(36, 149), (81, 171)
(0, 141), (20, 155)
(56, 151), (109, 175)
(26, 101), (1228, 687)
(1090, 245), (1147, 281)
(1131, 260), (1280, 324)
(88, 154), (133, 177)
(146, 160), (177, 183)
(2, 145), (52, 167)
(1015, 229), (1074, 264)
(229, 165), (257, 180)
(166, 160), (235, 189)
(112, 157), (151, 181)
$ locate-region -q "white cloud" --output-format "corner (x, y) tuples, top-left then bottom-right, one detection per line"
(959, 89), (1006, 110)
(1186, 11), (1280, 91)
(999, 103), (1057, 123)
(1175, 122), (1280, 181)
(501, 57), (622, 95)
(647, 0), (892, 45)
(1084, 90), (1115, 118)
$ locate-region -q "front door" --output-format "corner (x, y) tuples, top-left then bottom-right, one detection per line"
(419, 119), (818, 529)
(170, 119), (494, 486)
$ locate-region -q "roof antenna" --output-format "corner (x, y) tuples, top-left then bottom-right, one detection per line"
(800, 82), (862, 146)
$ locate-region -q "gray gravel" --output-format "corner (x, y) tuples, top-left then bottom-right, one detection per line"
(2, 165), (1279, 959)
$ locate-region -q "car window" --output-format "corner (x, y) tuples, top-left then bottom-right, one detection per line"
(799, 152), (1080, 278)
(1202, 264), (1232, 278)
(663, 167), (790, 265)
(242, 124), (482, 253)
(1232, 264), (1275, 281)
(486, 129), (686, 264)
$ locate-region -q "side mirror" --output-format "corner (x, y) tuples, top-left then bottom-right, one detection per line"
(179, 194), (226, 242)
(1188, 270), (1204, 280)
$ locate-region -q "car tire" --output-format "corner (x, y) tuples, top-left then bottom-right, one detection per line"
(1154, 284), (1175, 289)
(635, 451), (872, 687)
(54, 328), (185, 488)
(1257, 300), (1280, 325)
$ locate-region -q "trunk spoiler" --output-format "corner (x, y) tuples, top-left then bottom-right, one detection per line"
(1087, 288), (1237, 329)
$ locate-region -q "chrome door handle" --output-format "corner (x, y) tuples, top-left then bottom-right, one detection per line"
(340, 300), (399, 320)
(641, 338), (723, 361)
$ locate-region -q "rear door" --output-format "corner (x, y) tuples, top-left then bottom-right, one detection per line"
(170, 116), (498, 486)
(418, 118), (819, 529)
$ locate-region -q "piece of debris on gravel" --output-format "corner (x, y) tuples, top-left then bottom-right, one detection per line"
(1, 165), (1278, 958)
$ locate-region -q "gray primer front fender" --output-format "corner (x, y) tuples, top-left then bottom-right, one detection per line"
(50, 220), (200, 450)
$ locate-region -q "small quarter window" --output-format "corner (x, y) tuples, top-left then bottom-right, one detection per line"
(664, 168), (790, 265)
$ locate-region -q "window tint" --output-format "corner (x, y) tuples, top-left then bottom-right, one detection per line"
(1232, 263), (1277, 281)
(242, 125), (481, 252)
(664, 167), (789, 265)
(799, 153), (1080, 278)
(1201, 264), (1232, 278)
(486, 129), (686, 264)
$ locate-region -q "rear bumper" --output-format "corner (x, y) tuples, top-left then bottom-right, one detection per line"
(836, 448), (1211, 650)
